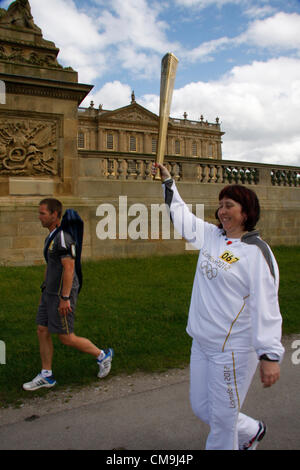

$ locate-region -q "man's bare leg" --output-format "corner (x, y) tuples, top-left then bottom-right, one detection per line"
(37, 325), (53, 370)
(58, 333), (101, 358)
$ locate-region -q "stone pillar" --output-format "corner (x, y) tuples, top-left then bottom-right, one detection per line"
(119, 130), (126, 152)
(201, 140), (207, 158)
(98, 128), (104, 151)
(144, 132), (152, 154)
(217, 141), (222, 160)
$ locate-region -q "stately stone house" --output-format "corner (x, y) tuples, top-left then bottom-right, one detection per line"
(77, 94), (223, 160)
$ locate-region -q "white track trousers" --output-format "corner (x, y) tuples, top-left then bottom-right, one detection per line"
(190, 339), (259, 450)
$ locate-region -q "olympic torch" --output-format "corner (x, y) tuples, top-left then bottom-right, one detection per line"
(153, 52), (179, 180)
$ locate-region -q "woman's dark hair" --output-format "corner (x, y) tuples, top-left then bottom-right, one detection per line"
(215, 184), (260, 232)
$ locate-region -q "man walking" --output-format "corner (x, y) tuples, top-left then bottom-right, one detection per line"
(23, 198), (113, 391)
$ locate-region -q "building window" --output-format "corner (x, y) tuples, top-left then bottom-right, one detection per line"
(107, 133), (113, 150)
(152, 138), (157, 153)
(208, 142), (213, 158)
(175, 140), (180, 155)
(78, 131), (85, 149)
(130, 135), (137, 151)
(192, 141), (197, 156)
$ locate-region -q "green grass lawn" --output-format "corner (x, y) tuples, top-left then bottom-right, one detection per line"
(0, 247), (299, 406)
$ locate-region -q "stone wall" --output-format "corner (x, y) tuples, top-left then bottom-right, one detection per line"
(0, 154), (299, 266)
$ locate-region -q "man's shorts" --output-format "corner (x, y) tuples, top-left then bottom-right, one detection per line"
(36, 288), (78, 334)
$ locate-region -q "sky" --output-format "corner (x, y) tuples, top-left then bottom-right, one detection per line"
(1, 0), (300, 166)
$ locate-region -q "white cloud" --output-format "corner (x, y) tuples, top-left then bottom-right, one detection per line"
(103, 0), (172, 51)
(94, 0), (169, 50)
(28, 0), (179, 83)
(186, 12), (300, 63)
(187, 37), (232, 62)
(174, 0), (282, 15)
(175, 0), (244, 8)
(223, 138), (300, 166)
(28, 0), (107, 83)
(81, 81), (132, 109)
(244, 5), (277, 19)
(239, 12), (300, 52)
(141, 57), (300, 165)
(116, 47), (162, 79)
(94, 0), (180, 77)
(139, 94), (160, 114)
(30, 0), (102, 50)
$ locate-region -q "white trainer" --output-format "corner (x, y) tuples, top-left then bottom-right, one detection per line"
(97, 348), (114, 378)
(23, 373), (56, 391)
(241, 421), (267, 450)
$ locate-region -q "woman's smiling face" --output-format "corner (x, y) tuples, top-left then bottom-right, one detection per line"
(218, 197), (246, 238)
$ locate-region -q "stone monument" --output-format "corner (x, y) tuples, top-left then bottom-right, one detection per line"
(0, 0), (93, 196)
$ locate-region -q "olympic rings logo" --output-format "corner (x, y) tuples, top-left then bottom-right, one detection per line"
(200, 260), (218, 280)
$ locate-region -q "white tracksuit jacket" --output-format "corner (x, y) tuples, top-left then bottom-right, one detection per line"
(163, 179), (285, 361)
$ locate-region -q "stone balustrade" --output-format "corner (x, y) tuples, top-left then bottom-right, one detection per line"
(79, 150), (300, 187)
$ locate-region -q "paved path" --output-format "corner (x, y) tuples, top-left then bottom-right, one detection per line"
(0, 335), (299, 450)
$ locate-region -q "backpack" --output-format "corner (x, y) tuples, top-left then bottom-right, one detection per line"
(60, 209), (84, 293)
(43, 209), (84, 293)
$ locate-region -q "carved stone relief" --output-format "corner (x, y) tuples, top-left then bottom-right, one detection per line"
(108, 110), (157, 124)
(0, 43), (62, 69)
(0, 117), (58, 176)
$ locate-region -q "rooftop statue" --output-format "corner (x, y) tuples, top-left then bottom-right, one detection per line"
(0, 0), (41, 33)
